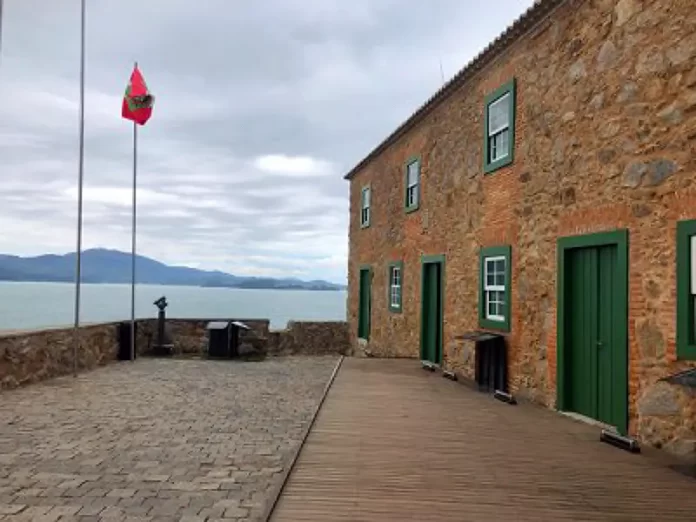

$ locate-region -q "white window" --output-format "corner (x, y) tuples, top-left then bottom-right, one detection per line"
(361, 187), (370, 227)
(406, 160), (419, 209)
(484, 256), (506, 321)
(488, 93), (510, 163)
(390, 266), (402, 310)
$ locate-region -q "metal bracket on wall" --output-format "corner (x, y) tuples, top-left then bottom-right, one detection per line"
(600, 429), (640, 454)
(421, 360), (437, 371)
(442, 369), (457, 381)
(493, 389), (517, 405)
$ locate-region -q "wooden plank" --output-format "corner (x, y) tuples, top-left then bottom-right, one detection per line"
(270, 358), (696, 522)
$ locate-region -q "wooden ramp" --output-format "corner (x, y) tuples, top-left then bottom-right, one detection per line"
(270, 358), (696, 521)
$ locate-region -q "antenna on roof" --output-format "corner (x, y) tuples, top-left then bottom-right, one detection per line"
(439, 59), (445, 85)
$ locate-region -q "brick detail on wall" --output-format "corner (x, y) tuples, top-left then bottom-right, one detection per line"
(346, 0), (696, 456)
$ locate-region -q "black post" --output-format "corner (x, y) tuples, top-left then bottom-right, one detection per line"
(153, 296), (169, 356)
(157, 309), (165, 348)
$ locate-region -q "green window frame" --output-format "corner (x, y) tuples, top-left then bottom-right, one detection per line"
(404, 157), (420, 213)
(677, 219), (696, 359)
(360, 185), (371, 228)
(483, 79), (516, 174)
(479, 245), (511, 332)
(387, 261), (403, 313)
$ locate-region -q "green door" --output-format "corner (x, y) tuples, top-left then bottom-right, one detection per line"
(358, 268), (371, 339)
(567, 244), (624, 428)
(421, 260), (443, 364)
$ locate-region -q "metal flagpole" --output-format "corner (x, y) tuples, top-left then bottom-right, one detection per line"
(0, 0), (5, 66)
(130, 102), (137, 362)
(73, 0), (87, 377)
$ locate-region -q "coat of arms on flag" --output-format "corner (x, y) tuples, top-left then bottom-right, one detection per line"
(122, 65), (154, 126)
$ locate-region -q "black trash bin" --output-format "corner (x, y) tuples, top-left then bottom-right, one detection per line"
(229, 321), (252, 358)
(207, 321), (231, 358)
(117, 321), (137, 361)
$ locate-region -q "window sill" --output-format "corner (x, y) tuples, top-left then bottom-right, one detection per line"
(405, 204), (420, 214)
(484, 154), (513, 175)
(360, 223), (370, 229)
(677, 343), (696, 360)
(479, 317), (510, 333)
(388, 306), (403, 314)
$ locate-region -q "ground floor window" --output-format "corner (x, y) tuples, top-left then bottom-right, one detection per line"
(479, 245), (511, 332)
(388, 261), (403, 313)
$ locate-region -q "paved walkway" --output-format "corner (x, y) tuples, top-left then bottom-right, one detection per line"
(271, 358), (696, 521)
(0, 356), (339, 522)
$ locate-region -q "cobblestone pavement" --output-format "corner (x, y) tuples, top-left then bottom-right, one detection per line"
(0, 356), (339, 522)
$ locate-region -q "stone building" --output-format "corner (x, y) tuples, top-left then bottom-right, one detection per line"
(345, 0), (696, 456)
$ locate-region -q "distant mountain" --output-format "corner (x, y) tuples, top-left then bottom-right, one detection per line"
(0, 249), (346, 291)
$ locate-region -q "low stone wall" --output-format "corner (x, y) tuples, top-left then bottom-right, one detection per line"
(0, 318), (348, 392)
(136, 318), (271, 356)
(137, 318), (349, 358)
(267, 321), (350, 356)
(0, 323), (119, 390)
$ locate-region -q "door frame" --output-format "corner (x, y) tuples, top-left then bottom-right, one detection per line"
(420, 254), (445, 364)
(358, 265), (372, 340)
(556, 229), (629, 434)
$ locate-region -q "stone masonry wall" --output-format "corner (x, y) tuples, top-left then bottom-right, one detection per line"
(0, 323), (119, 391)
(137, 318), (348, 357)
(347, 0), (696, 456)
(266, 321), (350, 356)
(0, 319), (348, 392)
(136, 318), (271, 356)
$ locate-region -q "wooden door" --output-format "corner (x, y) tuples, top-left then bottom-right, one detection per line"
(358, 268), (371, 340)
(567, 244), (624, 428)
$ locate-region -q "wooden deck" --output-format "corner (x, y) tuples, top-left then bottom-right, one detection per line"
(270, 358), (696, 521)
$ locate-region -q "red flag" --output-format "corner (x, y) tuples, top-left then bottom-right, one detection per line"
(122, 65), (154, 126)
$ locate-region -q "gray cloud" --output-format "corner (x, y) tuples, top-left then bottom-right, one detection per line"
(0, 0), (534, 283)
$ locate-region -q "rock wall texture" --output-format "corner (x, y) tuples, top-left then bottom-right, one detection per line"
(0, 319), (349, 392)
(137, 318), (348, 357)
(0, 323), (119, 391)
(267, 321), (350, 356)
(136, 318), (271, 356)
(347, 0), (696, 457)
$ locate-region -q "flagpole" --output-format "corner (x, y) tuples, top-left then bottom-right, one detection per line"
(0, 0), (5, 66)
(130, 110), (137, 362)
(72, 0), (87, 378)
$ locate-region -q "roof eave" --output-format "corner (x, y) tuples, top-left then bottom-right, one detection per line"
(343, 0), (566, 182)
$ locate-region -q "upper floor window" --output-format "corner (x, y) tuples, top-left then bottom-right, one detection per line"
(405, 158), (420, 213)
(484, 79), (516, 174)
(677, 219), (696, 359)
(360, 186), (371, 228)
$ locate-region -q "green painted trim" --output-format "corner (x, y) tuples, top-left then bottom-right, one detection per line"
(556, 229), (629, 435)
(483, 78), (516, 175)
(358, 265), (373, 340)
(421, 254), (445, 264)
(677, 219), (696, 359)
(419, 254), (445, 364)
(404, 156), (421, 214)
(478, 245), (512, 332)
(387, 261), (404, 313)
(360, 184), (371, 229)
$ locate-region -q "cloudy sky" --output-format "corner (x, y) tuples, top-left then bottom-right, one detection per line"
(0, 0), (534, 284)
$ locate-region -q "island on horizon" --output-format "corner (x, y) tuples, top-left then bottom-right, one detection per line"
(0, 249), (346, 292)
